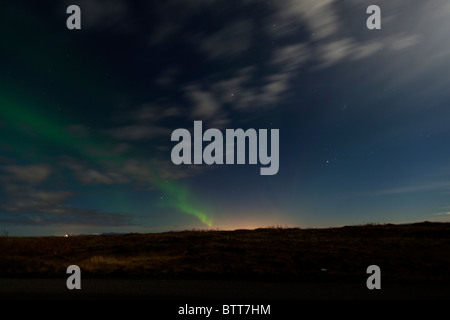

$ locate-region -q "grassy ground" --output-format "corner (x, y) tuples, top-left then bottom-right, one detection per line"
(1, 222), (449, 283)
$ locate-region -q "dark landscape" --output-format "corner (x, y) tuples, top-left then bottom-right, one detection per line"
(0, 222), (449, 299)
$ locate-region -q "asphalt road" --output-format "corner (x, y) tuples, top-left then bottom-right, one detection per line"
(0, 278), (448, 300)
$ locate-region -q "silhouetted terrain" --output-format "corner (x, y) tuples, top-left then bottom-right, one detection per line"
(1, 222), (449, 284)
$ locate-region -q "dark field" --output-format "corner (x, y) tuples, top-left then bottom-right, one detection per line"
(1, 222), (449, 284)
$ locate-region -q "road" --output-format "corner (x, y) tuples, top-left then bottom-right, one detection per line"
(0, 278), (448, 300)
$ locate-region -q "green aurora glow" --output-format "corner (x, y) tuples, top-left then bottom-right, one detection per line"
(0, 90), (213, 227)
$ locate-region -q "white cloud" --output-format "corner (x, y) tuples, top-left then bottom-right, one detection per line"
(316, 38), (358, 68)
(210, 66), (256, 104)
(259, 73), (291, 104)
(271, 44), (310, 72)
(352, 41), (384, 60)
(198, 19), (254, 60)
(2, 164), (52, 185)
(184, 83), (223, 120)
(273, 0), (339, 38)
(387, 35), (420, 51)
(64, 157), (130, 185)
(433, 211), (450, 216)
(375, 181), (450, 195)
(0, 186), (72, 212)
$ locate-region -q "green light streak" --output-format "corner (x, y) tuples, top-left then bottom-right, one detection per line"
(0, 90), (129, 168)
(158, 180), (213, 227)
(0, 91), (213, 226)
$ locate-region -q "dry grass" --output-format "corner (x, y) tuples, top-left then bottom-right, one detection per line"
(1, 222), (449, 282)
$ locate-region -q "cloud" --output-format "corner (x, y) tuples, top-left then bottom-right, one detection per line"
(433, 211), (450, 216)
(75, 0), (133, 33)
(66, 124), (91, 138)
(266, 0), (424, 71)
(183, 83), (231, 128)
(375, 181), (450, 195)
(352, 41), (384, 60)
(184, 84), (221, 119)
(387, 35), (420, 51)
(146, 0), (217, 45)
(121, 158), (203, 182)
(109, 125), (171, 141)
(2, 164), (52, 185)
(107, 103), (183, 141)
(64, 157), (130, 185)
(175, 1), (393, 113)
(198, 19), (254, 60)
(147, 1), (422, 118)
(78, 168), (130, 185)
(0, 181), (133, 226)
(317, 38), (355, 68)
(155, 67), (180, 87)
(0, 185), (73, 212)
(63, 153), (204, 188)
(274, 0), (339, 38)
(271, 44), (310, 72)
(131, 104), (182, 122)
(0, 206), (133, 226)
(258, 73), (291, 105)
(212, 48), (304, 111)
(208, 66), (256, 111)
(148, 22), (181, 46)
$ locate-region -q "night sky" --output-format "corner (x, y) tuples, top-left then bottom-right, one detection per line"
(2, 0), (450, 236)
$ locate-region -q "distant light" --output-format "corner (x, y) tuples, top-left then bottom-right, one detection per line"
(65, 234), (69, 237)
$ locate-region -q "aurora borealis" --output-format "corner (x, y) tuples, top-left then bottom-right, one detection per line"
(2, 1), (450, 235)
(0, 86), (213, 231)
